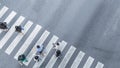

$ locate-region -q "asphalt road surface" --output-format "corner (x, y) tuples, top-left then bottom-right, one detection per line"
(0, 0), (120, 68)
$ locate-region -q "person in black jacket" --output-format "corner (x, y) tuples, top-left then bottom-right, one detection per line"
(55, 50), (61, 57)
(0, 22), (9, 31)
(15, 25), (24, 34)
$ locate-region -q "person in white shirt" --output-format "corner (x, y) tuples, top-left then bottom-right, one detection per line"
(53, 41), (61, 50)
(52, 41), (61, 50)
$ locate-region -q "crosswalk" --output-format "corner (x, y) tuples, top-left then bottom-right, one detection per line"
(0, 6), (104, 68)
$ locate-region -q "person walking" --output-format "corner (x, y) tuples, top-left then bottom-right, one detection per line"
(33, 55), (41, 62)
(52, 42), (61, 50)
(18, 54), (28, 65)
(0, 22), (9, 31)
(15, 25), (24, 34)
(36, 45), (45, 56)
(55, 49), (61, 57)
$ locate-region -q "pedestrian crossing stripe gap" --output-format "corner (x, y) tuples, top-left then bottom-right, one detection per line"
(0, 6), (104, 68)
(5, 21), (33, 55)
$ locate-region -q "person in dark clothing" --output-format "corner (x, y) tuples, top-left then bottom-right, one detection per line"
(15, 25), (24, 34)
(0, 22), (9, 30)
(18, 54), (28, 65)
(34, 55), (41, 62)
(55, 50), (61, 57)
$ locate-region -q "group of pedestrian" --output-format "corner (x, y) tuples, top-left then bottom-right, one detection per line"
(33, 44), (45, 62)
(17, 44), (45, 65)
(0, 22), (62, 65)
(17, 42), (62, 65)
(0, 22), (24, 34)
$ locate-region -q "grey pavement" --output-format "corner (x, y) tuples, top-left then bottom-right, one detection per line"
(0, 0), (120, 68)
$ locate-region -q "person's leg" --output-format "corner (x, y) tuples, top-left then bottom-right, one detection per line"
(39, 52), (44, 56)
(3, 26), (9, 31)
(34, 59), (38, 62)
(56, 50), (61, 57)
(21, 27), (24, 35)
(18, 28), (24, 35)
(56, 52), (59, 57)
(18, 61), (23, 65)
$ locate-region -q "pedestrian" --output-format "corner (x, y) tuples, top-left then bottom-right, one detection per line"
(0, 22), (9, 31)
(55, 50), (61, 57)
(34, 55), (41, 62)
(15, 25), (24, 34)
(52, 42), (61, 50)
(18, 54), (28, 65)
(36, 45), (45, 56)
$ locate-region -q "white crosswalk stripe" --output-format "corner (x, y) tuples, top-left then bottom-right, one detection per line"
(58, 46), (76, 68)
(5, 21), (33, 55)
(0, 11), (17, 33)
(95, 62), (104, 68)
(3, 11), (17, 24)
(0, 16), (25, 49)
(71, 51), (85, 68)
(45, 41), (67, 68)
(14, 25), (42, 60)
(33, 35), (58, 68)
(24, 30), (50, 66)
(83, 56), (94, 68)
(0, 6), (8, 18)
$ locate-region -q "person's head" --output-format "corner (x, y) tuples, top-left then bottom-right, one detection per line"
(37, 45), (40, 48)
(34, 55), (39, 59)
(56, 42), (59, 45)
